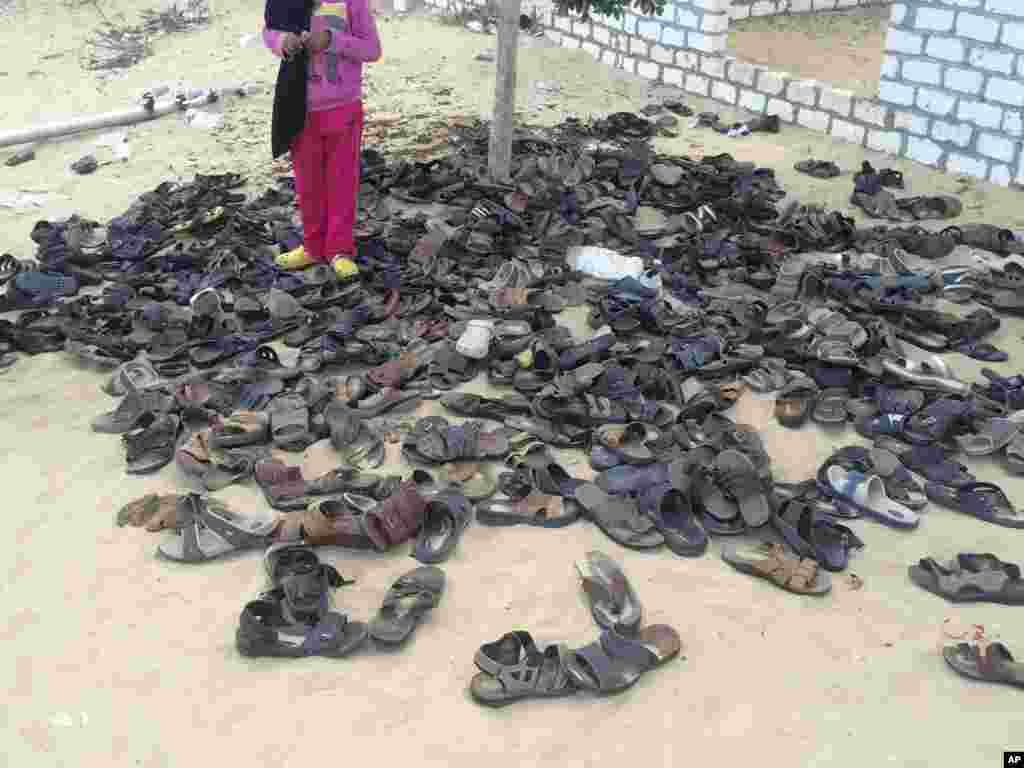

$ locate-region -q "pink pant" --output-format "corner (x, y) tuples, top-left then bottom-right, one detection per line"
(291, 100), (364, 262)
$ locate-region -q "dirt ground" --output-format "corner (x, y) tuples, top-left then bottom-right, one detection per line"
(2, 2), (1024, 767)
(729, 6), (890, 97)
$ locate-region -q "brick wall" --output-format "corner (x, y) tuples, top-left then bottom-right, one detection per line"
(877, 0), (1024, 186)
(730, 0), (890, 21)
(424, 0), (1023, 186)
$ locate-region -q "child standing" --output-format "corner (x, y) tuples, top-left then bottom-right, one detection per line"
(264, 0), (381, 277)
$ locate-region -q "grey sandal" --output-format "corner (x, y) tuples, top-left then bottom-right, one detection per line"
(470, 631), (576, 706)
(574, 550), (643, 633)
(368, 566), (446, 644)
(564, 625), (682, 694)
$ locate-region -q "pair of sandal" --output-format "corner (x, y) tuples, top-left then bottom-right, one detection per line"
(469, 552), (681, 706)
(237, 558), (446, 658)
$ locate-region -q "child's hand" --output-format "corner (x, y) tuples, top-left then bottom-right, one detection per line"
(302, 30), (332, 53)
(280, 31), (302, 57)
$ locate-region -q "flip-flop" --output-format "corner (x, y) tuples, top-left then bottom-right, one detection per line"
(368, 566), (446, 645)
(574, 550), (643, 633)
(943, 642), (1024, 688)
(822, 466), (920, 529)
(573, 483), (664, 550)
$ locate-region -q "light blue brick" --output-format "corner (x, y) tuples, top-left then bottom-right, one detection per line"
(636, 19), (662, 40)
(945, 67), (983, 94)
(623, 13), (639, 34)
(925, 36), (966, 63)
(656, 3), (675, 22)
(660, 26), (686, 47)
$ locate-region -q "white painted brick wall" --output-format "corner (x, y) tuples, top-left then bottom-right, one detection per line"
(678, 51), (701, 71)
(959, 99), (1004, 129)
(916, 6), (954, 32)
(906, 136), (944, 166)
(553, 15), (572, 32)
(947, 153), (989, 179)
(987, 78), (1024, 107)
(701, 57), (726, 78)
(868, 130), (904, 155)
(831, 119), (867, 145)
(637, 61), (661, 80)
(930, 120), (974, 147)
(813, 0), (837, 9)
(917, 87), (958, 116)
(561, 35), (581, 49)
(894, 110), (930, 135)
(797, 108), (831, 132)
(712, 80), (738, 104)
(956, 12), (1000, 43)
(820, 88), (854, 116)
(789, 0), (812, 11)
(855, 100), (890, 126)
(757, 71), (787, 96)
(925, 36), (966, 62)
(767, 98), (795, 122)
(689, 33), (723, 54)
(685, 73), (710, 96)
(544, 29), (563, 45)
(702, 13), (729, 33)
(788, 80), (819, 106)
(944, 67), (984, 94)
(651, 45), (675, 64)
(902, 59), (942, 85)
(593, 26), (610, 44)
(630, 37), (649, 56)
(663, 66), (684, 87)
(728, 61), (757, 86)
(600, 49), (616, 66)
(581, 41), (601, 59)
(620, 54), (635, 70)
(740, 90), (768, 112)
(978, 132), (1018, 162)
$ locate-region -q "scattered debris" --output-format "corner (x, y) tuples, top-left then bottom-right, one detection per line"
(846, 573), (863, 590)
(475, 50), (495, 62)
(184, 108), (223, 130)
(85, 0), (209, 71)
(5, 146), (36, 167)
(71, 155), (99, 175)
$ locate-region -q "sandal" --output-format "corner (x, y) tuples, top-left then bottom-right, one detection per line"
(574, 550), (643, 633)
(943, 642), (1024, 689)
(368, 565), (446, 645)
(721, 542), (832, 595)
(564, 625), (682, 694)
(909, 556), (1024, 605)
(157, 494), (278, 562)
(470, 632), (576, 706)
(122, 412), (180, 474)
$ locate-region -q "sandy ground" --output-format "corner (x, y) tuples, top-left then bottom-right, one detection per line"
(729, 6), (889, 97)
(3, 3), (1024, 767)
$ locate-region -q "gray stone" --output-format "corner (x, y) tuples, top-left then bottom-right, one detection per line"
(662, 66), (685, 87)
(630, 37), (649, 56)
(637, 61), (661, 80)
(978, 132), (1018, 162)
(946, 153), (989, 179)
(593, 26), (610, 44)
(678, 50), (701, 70)
(702, 13), (729, 33)
(651, 45), (675, 64)
(906, 136), (945, 166)
(944, 67), (984, 94)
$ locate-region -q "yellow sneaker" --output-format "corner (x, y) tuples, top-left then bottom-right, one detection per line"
(332, 256), (359, 279)
(276, 245), (316, 270)
(516, 348), (534, 369)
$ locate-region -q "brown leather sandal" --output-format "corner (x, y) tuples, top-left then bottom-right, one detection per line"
(721, 543), (832, 595)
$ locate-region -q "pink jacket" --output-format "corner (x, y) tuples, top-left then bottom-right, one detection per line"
(263, 0), (381, 112)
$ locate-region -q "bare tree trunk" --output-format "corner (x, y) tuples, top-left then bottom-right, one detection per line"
(487, 0), (521, 183)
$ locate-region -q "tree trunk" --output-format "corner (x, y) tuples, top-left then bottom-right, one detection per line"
(487, 0), (522, 183)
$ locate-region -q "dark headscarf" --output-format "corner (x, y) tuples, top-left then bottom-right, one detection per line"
(268, 0), (315, 159)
